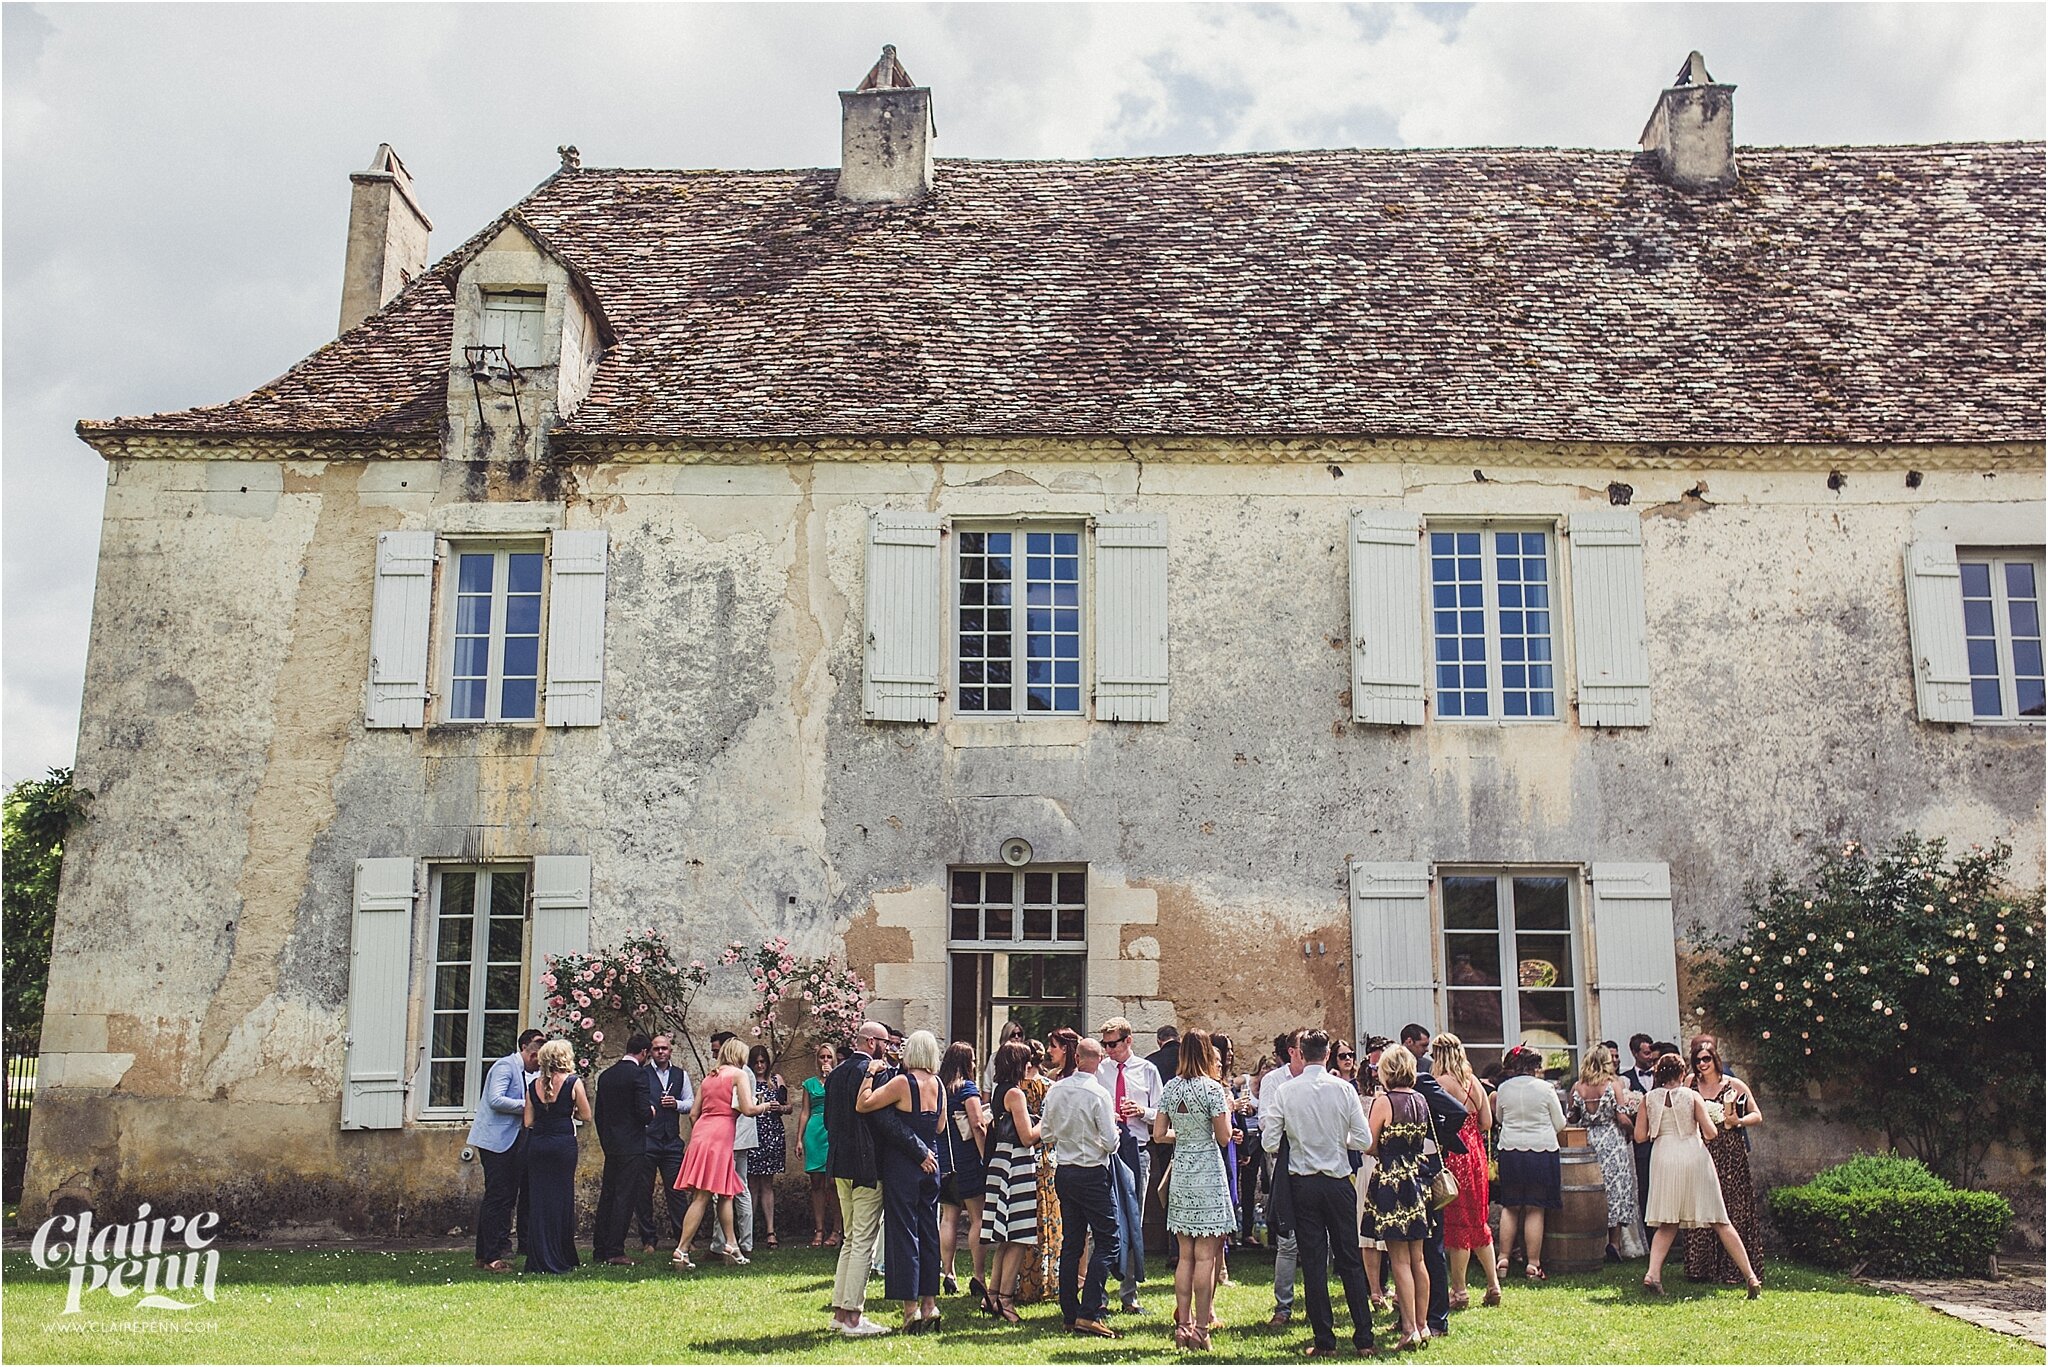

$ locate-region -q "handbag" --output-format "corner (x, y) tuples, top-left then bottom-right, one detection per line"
(1428, 1163), (1461, 1211)
(991, 1087), (1020, 1148)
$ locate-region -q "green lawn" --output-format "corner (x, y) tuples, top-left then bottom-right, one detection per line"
(1, 1247), (2031, 1364)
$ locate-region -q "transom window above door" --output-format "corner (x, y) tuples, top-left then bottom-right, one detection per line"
(955, 526), (1084, 715)
(949, 866), (1087, 946)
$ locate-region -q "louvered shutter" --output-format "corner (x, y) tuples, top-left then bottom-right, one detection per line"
(530, 856), (592, 1026)
(543, 529), (608, 727)
(341, 857), (417, 1130)
(1589, 862), (1680, 1048)
(1349, 510), (1426, 725)
(1349, 861), (1437, 1042)
(1568, 511), (1652, 727)
(1904, 541), (1974, 723)
(364, 530), (435, 728)
(863, 511), (943, 723)
(1094, 513), (1171, 723)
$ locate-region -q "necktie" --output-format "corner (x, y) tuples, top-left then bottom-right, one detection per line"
(1115, 1062), (1127, 1116)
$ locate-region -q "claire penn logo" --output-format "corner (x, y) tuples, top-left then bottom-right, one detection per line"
(29, 1206), (222, 1315)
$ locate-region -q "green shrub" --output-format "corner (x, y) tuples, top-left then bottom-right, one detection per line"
(1807, 1153), (1949, 1196)
(1769, 1181), (2011, 1276)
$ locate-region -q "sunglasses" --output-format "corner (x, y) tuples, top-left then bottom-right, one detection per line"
(1335, 1052), (1356, 1060)
(1100, 1034), (1129, 1045)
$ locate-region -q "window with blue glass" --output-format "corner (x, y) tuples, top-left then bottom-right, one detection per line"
(956, 526), (1082, 714)
(445, 545), (544, 723)
(1428, 527), (1557, 721)
(1959, 554), (2045, 721)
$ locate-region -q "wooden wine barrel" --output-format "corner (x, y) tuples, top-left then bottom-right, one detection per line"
(1548, 1142), (1610, 1275)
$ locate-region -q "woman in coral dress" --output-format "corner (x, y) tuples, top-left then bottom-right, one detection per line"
(672, 1036), (763, 1269)
(1433, 1033), (1503, 1309)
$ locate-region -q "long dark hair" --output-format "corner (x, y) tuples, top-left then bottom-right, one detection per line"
(940, 1040), (977, 1087)
(1048, 1027), (1082, 1079)
(992, 1040), (1031, 1095)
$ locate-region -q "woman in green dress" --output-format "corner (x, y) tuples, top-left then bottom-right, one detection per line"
(797, 1041), (841, 1246)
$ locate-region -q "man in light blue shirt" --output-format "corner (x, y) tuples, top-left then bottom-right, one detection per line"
(468, 1029), (543, 1270)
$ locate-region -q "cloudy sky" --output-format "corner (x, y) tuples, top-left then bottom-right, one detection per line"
(3, 2), (2042, 783)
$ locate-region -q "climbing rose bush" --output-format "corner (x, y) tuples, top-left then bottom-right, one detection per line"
(1695, 835), (2044, 1185)
(541, 929), (712, 1075)
(720, 936), (868, 1063)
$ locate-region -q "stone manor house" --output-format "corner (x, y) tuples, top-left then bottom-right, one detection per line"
(25, 49), (2044, 1230)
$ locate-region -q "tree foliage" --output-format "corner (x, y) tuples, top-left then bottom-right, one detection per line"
(2, 768), (87, 1048)
(1695, 835), (2044, 1186)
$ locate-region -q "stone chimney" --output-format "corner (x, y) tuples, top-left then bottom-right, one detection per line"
(837, 46), (935, 204)
(339, 144), (433, 334)
(1639, 52), (1737, 190)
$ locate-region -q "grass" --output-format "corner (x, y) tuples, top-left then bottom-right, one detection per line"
(1, 1246), (2033, 1364)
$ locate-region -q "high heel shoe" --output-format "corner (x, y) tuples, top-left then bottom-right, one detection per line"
(1641, 1278), (1663, 1296)
(720, 1249), (749, 1267)
(1746, 1280), (1763, 1300)
(994, 1294), (1022, 1325)
(671, 1249), (694, 1270)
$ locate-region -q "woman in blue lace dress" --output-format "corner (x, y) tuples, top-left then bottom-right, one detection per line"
(1153, 1029), (1235, 1351)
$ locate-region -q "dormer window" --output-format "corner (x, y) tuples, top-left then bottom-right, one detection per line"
(480, 291), (546, 368)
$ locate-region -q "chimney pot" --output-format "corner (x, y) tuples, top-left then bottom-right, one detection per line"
(1638, 52), (1737, 191)
(837, 46), (935, 204)
(339, 144), (433, 334)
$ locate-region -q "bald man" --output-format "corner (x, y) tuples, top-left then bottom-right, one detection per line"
(1041, 1037), (1123, 1338)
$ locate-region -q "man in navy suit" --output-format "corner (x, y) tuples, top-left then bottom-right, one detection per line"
(636, 1034), (695, 1250)
(1401, 1023), (1470, 1341)
(593, 1033), (655, 1264)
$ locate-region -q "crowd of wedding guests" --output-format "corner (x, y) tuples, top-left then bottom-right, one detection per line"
(464, 1017), (1765, 1349)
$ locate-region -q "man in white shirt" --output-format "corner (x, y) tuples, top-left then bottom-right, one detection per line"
(1093, 1015), (1160, 1314)
(1041, 1038), (1123, 1339)
(1262, 1030), (1375, 1357)
(1259, 1030), (1306, 1325)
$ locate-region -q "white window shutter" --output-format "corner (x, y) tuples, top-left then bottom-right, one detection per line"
(1349, 861), (1437, 1043)
(1094, 513), (1171, 723)
(365, 530), (435, 729)
(1904, 541), (1974, 723)
(863, 511), (943, 723)
(530, 855), (592, 1026)
(543, 529), (608, 727)
(1589, 862), (1680, 1049)
(341, 857), (417, 1130)
(1567, 510), (1652, 727)
(1349, 510), (1425, 726)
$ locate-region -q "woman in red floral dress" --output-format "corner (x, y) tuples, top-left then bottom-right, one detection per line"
(1432, 1033), (1503, 1308)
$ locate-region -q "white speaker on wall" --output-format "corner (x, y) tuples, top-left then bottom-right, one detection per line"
(999, 837), (1033, 868)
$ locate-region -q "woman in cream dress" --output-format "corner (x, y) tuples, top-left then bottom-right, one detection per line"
(1633, 1053), (1762, 1298)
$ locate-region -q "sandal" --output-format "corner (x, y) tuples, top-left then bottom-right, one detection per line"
(808, 1234), (824, 1248)
(824, 1233), (842, 1247)
(1641, 1278), (1663, 1296)
(1480, 1288), (1501, 1307)
(765, 1233), (778, 1250)
(1447, 1292), (1469, 1311)
(995, 1294), (1023, 1325)
(1494, 1256), (1509, 1278)
(1523, 1264), (1546, 1281)
(671, 1250), (695, 1270)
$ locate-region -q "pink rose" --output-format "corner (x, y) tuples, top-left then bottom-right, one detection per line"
(591, 1030), (604, 1043)
(582, 1017), (596, 1029)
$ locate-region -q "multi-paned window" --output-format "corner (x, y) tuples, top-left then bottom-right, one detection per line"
(445, 544), (545, 723)
(948, 865), (1087, 1061)
(424, 866), (528, 1113)
(955, 527), (1083, 715)
(1440, 870), (1579, 1076)
(1960, 553), (2045, 721)
(1429, 528), (1557, 720)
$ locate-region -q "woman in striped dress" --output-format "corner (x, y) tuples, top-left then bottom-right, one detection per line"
(979, 1040), (1041, 1323)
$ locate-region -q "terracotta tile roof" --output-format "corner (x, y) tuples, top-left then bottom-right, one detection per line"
(83, 143), (2045, 447)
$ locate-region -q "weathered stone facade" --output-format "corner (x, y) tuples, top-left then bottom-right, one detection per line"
(25, 440), (2042, 1230)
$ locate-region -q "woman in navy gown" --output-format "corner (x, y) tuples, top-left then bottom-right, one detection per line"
(522, 1038), (594, 1273)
